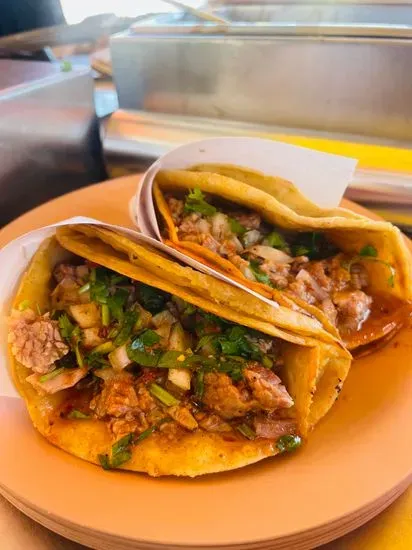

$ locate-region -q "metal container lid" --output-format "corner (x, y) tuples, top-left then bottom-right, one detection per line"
(126, 3), (412, 39)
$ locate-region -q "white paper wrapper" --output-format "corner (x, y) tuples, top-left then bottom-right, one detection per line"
(129, 136), (358, 314)
(131, 137), (358, 239)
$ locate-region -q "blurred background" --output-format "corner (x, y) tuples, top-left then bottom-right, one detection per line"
(1, 0), (412, 229)
(60, 1), (204, 24)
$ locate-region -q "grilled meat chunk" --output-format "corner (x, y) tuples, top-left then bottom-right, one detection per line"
(8, 309), (69, 373)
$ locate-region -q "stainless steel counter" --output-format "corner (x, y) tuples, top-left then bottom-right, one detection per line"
(111, 5), (412, 143)
(0, 60), (106, 226)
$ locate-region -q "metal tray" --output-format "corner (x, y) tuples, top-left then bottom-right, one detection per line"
(111, 5), (412, 143)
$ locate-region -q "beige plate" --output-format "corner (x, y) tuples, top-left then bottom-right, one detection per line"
(0, 177), (411, 549)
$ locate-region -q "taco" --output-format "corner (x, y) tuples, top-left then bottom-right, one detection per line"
(154, 167), (412, 353)
(7, 225), (350, 476)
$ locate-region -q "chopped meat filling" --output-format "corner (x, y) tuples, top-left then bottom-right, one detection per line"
(8, 309), (69, 373)
(244, 364), (294, 409)
(90, 373), (156, 418)
(195, 412), (232, 433)
(203, 372), (254, 419)
(8, 257), (302, 470)
(166, 197), (184, 224)
(333, 290), (373, 332)
(53, 264), (89, 285)
(168, 191), (374, 334)
(167, 405), (198, 431)
(259, 261), (290, 289)
(203, 365), (293, 420)
(229, 211), (261, 230)
(253, 416), (297, 439)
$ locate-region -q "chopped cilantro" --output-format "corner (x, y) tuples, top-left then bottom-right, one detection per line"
(236, 423), (256, 440)
(195, 333), (218, 352)
(111, 451), (132, 468)
(127, 329), (162, 366)
(156, 350), (193, 369)
(249, 260), (273, 286)
(86, 353), (111, 369)
(217, 326), (254, 357)
(129, 329), (160, 351)
(113, 310), (138, 347)
(98, 453), (111, 470)
(139, 329), (161, 347)
(58, 314), (83, 367)
(98, 420), (170, 470)
(216, 360), (244, 381)
(58, 314), (75, 339)
(112, 433), (133, 455)
(107, 288), (128, 321)
(277, 434), (302, 453)
(99, 433), (134, 470)
(39, 367), (65, 383)
(184, 187), (217, 217)
(218, 338), (241, 355)
(292, 245), (311, 257)
(127, 347), (161, 367)
(89, 268), (110, 304)
(138, 283), (168, 314)
(109, 435), (133, 467)
(266, 231), (288, 250)
(136, 425), (157, 443)
(360, 244), (378, 258)
(229, 217), (247, 235)
(292, 232), (337, 260)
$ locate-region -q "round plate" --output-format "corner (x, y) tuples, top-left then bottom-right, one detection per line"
(0, 177), (411, 549)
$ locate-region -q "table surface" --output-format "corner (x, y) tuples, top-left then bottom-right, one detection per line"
(0, 177), (411, 550)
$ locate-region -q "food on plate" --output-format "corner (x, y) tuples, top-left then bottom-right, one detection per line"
(154, 166), (412, 353)
(7, 224), (350, 476)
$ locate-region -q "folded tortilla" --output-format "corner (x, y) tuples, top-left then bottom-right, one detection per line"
(8, 225), (350, 476)
(154, 166), (412, 353)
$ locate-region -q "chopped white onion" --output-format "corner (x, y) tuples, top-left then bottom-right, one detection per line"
(168, 368), (192, 391)
(211, 212), (231, 240)
(109, 345), (132, 371)
(242, 230), (261, 248)
(247, 245), (293, 264)
(151, 310), (176, 328)
(68, 303), (100, 328)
